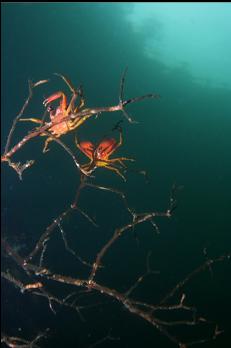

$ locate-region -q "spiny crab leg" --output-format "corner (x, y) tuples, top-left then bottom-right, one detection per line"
(108, 157), (135, 164)
(54, 73), (77, 94)
(54, 73), (80, 114)
(19, 117), (43, 124)
(104, 164), (127, 181)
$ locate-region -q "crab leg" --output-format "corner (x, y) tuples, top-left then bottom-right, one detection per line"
(54, 73), (80, 114)
(67, 113), (92, 130)
(42, 137), (54, 153)
(106, 129), (123, 157)
(54, 73), (76, 94)
(74, 86), (85, 112)
(104, 164), (126, 181)
(19, 118), (43, 124)
(108, 157), (135, 163)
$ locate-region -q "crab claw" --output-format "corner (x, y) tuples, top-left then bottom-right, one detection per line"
(43, 96), (55, 108)
(43, 98), (49, 107)
(43, 98), (50, 108)
(43, 92), (67, 111)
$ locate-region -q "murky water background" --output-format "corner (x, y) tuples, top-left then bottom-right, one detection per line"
(1, 3), (231, 347)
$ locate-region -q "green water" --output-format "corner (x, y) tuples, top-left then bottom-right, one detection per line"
(1, 3), (231, 347)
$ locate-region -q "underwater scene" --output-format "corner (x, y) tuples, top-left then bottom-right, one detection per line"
(1, 3), (231, 348)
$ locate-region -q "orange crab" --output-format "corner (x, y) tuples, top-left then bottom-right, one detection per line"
(76, 129), (134, 181)
(20, 74), (91, 153)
